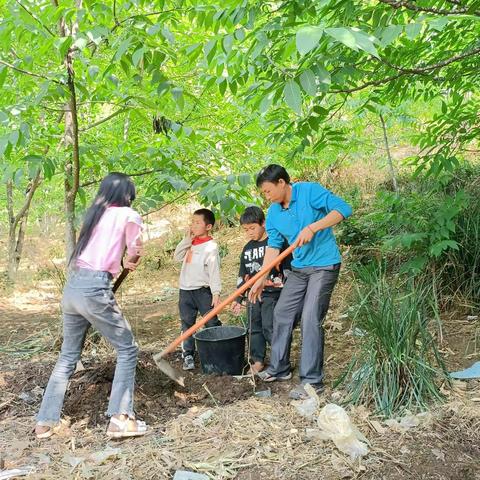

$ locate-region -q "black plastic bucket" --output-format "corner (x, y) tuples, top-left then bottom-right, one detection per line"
(194, 326), (247, 375)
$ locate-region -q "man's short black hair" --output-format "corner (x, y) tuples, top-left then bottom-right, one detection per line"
(240, 206), (265, 226)
(256, 164), (291, 187)
(194, 208), (215, 227)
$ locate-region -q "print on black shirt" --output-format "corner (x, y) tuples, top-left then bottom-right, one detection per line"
(236, 238), (292, 303)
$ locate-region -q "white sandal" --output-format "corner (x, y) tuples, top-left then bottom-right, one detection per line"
(35, 425), (55, 439)
(107, 416), (148, 439)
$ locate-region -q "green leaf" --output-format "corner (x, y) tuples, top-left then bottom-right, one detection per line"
(351, 28), (379, 58)
(234, 28), (245, 41)
(162, 27), (175, 44)
(259, 91), (275, 114)
(308, 115), (322, 131)
(9, 130), (20, 146)
(429, 17), (450, 32)
(299, 69), (317, 96)
(88, 65), (99, 79)
(296, 25), (323, 55)
(204, 39), (217, 63)
(0, 136), (9, 156)
(55, 36), (73, 58)
(73, 37), (88, 50)
(171, 87), (184, 110)
(42, 157), (55, 179)
(218, 78), (227, 96)
(283, 80), (302, 115)
(147, 24), (161, 35)
(380, 25), (403, 46)
(430, 240), (459, 257)
(86, 27), (108, 45)
(314, 65), (331, 92)
(399, 256), (427, 274)
(0, 66), (7, 89)
(405, 23), (422, 40)
(114, 37), (132, 61)
(157, 81), (170, 96)
(132, 47), (145, 67)
(24, 154), (43, 177)
(325, 27), (356, 49)
(223, 34), (234, 53)
(238, 173), (251, 186)
(14, 168), (23, 186)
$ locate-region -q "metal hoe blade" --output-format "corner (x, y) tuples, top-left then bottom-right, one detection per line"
(153, 353), (185, 387)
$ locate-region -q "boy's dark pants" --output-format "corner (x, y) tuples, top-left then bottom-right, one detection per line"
(268, 266), (340, 385)
(247, 293), (278, 363)
(179, 287), (221, 358)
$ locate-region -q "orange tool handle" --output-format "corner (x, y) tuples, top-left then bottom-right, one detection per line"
(158, 243), (296, 358)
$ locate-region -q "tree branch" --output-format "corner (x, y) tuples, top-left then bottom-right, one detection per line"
(379, 46), (480, 75)
(0, 59), (61, 84)
(379, 113), (398, 194)
(65, 52), (80, 203)
(6, 181), (14, 225)
(378, 0), (480, 16)
(14, 169), (42, 223)
(15, 0), (56, 36)
(142, 191), (193, 217)
(113, 0), (119, 26)
(80, 168), (165, 188)
(79, 107), (129, 132)
(112, 8), (191, 32)
(332, 46), (480, 94)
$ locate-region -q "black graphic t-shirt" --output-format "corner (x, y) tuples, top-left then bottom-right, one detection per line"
(236, 237), (292, 303)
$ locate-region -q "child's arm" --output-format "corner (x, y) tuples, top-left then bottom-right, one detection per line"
(207, 247), (222, 307)
(173, 235), (192, 262)
(236, 247), (248, 302)
(124, 216), (143, 270)
(248, 247), (280, 302)
(249, 214), (285, 302)
(231, 248), (248, 315)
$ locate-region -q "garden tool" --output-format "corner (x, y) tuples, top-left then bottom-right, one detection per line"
(112, 255), (140, 293)
(153, 243), (296, 386)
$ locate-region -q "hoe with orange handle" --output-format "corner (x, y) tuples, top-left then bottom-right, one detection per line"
(153, 244), (296, 386)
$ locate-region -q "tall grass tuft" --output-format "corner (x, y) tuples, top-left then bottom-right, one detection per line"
(342, 263), (448, 417)
(440, 202), (480, 311)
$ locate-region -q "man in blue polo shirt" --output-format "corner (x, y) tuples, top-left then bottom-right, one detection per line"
(249, 164), (352, 400)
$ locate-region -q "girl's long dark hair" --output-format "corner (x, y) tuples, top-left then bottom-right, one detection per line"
(70, 172), (136, 264)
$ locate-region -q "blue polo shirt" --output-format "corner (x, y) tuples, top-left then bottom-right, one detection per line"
(266, 182), (352, 268)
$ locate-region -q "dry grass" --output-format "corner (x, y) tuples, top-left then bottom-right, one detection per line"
(2, 384), (478, 480)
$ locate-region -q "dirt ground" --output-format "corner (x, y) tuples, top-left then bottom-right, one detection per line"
(1, 220), (479, 479)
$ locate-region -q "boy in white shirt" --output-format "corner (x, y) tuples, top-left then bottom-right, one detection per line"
(174, 208), (222, 370)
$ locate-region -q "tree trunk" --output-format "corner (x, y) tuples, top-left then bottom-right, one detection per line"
(6, 171), (42, 282)
(62, 1), (82, 261)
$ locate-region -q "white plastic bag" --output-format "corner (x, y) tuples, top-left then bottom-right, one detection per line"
(317, 403), (369, 460)
(291, 383), (320, 418)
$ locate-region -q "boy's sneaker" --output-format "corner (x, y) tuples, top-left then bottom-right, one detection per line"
(182, 355), (195, 371)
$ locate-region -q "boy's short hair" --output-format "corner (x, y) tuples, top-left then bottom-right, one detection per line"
(256, 164), (290, 187)
(194, 208), (215, 227)
(240, 206), (265, 226)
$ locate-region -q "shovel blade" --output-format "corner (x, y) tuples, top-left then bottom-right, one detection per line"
(153, 354), (185, 387)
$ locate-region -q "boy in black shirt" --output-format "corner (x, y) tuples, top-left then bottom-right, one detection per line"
(232, 206), (292, 374)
